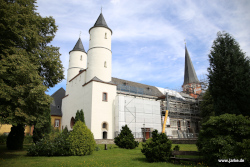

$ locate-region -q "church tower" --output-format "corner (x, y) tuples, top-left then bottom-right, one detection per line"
(67, 38), (87, 83)
(182, 45), (201, 98)
(86, 13), (112, 82)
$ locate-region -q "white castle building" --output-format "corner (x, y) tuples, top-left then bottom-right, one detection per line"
(60, 13), (202, 139)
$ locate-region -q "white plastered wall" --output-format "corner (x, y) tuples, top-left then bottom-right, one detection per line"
(90, 81), (116, 139)
(86, 27), (112, 82)
(62, 71), (92, 131)
(67, 51), (87, 82)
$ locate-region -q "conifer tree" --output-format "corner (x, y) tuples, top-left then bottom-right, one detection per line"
(208, 31), (250, 116)
(0, 0), (64, 149)
(114, 125), (139, 149)
(75, 109), (85, 124)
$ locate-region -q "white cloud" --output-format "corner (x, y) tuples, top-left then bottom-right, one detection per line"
(36, 0), (250, 95)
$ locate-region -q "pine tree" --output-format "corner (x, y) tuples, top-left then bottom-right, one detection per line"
(0, 0), (64, 149)
(208, 31), (250, 116)
(114, 125), (139, 149)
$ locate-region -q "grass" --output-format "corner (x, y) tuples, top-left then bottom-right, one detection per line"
(0, 143), (207, 167)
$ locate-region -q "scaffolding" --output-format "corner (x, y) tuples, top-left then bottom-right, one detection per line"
(160, 88), (201, 138)
(114, 94), (161, 139)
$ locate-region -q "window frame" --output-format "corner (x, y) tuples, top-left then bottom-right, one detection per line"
(102, 92), (108, 102)
(55, 119), (60, 128)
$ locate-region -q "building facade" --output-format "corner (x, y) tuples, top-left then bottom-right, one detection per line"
(60, 13), (202, 139)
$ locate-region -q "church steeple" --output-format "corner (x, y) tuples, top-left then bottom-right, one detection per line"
(89, 13), (112, 34)
(70, 38), (86, 53)
(183, 45), (199, 85)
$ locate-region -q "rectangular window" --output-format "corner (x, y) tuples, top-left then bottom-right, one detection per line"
(102, 92), (108, 102)
(55, 119), (60, 127)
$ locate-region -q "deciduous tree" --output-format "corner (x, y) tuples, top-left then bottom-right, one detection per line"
(0, 0), (64, 149)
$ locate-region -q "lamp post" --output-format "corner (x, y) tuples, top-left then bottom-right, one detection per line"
(143, 123), (146, 142)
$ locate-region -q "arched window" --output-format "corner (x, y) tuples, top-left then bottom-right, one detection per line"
(103, 123), (107, 129)
(70, 117), (75, 129)
(104, 61), (107, 68)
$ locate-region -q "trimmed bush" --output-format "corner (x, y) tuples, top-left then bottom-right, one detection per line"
(7, 125), (25, 150)
(141, 130), (172, 162)
(67, 121), (95, 156)
(114, 125), (139, 149)
(197, 114), (250, 167)
(27, 127), (70, 156)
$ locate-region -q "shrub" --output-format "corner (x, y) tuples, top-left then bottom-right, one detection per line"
(27, 127), (70, 156)
(114, 125), (139, 149)
(7, 125), (24, 150)
(141, 130), (172, 162)
(0, 134), (8, 144)
(23, 135), (33, 144)
(197, 114), (250, 167)
(173, 145), (180, 151)
(67, 121), (95, 156)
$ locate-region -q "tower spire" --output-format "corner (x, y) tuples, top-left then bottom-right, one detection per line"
(183, 45), (199, 85)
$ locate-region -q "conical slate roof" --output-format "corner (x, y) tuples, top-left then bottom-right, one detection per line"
(183, 46), (199, 85)
(89, 13), (112, 34)
(70, 38), (86, 53)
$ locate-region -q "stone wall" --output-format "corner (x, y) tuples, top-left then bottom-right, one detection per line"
(95, 138), (197, 144)
(95, 138), (143, 144)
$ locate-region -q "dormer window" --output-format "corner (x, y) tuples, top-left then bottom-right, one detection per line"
(123, 82), (127, 86)
(57, 105), (60, 109)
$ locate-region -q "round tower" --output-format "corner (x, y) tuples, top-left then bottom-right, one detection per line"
(86, 13), (112, 82)
(67, 38), (87, 82)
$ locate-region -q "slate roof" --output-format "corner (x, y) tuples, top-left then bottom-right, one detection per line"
(112, 77), (163, 97)
(89, 13), (112, 34)
(70, 38), (86, 53)
(50, 87), (65, 116)
(183, 45), (199, 85)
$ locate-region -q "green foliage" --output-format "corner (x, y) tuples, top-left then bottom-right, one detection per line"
(0, 133), (8, 144)
(197, 114), (250, 166)
(200, 90), (214, 123)
(27, 126), (70, 156)
(173, 145), (180, 151)
(141, 130), (172, 162)
(32, 109), (51, 143)
(207, 31), (250, 116)
(7, 125), (25, 150)
(95, 146), (101, 151)
(75, 109), (85, 124)
(114, 125), (139, 149)
(67, 121), (95, 156)
(0, 0), (63, 150)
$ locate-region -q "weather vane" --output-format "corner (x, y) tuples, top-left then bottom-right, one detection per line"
(184, 38), (186, 45)
(101, 6), (102, 13)
(79, 31), (81, 38)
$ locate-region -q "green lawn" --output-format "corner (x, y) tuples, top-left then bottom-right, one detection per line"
(0, 143), (206, 167)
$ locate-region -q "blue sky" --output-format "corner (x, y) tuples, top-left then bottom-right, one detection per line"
(36, 0), (250, 95)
